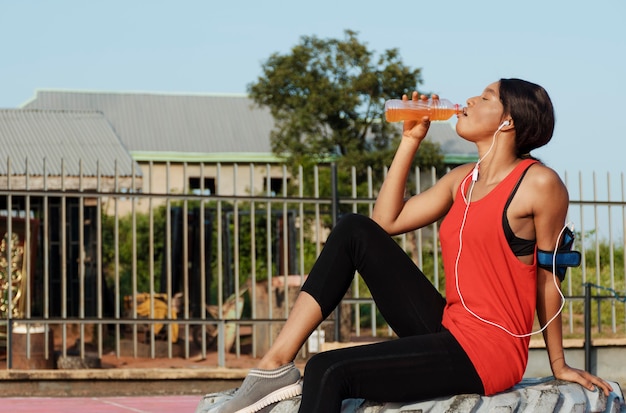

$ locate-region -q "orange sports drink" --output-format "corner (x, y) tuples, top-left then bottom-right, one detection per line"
(384, 98), (461, 122)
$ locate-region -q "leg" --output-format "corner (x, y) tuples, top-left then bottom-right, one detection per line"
(217, 213), (445, 413)
(302, 213), (446, 336)
(262, 213), (442, 367)
(299, 330), (484, 413)
(257, 291), (322, 369)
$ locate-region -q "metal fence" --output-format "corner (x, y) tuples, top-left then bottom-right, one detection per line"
(1, 161), (625, 370)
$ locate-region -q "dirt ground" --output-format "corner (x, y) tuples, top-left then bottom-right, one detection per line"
(1, 344), (308, 371)
(98, 348), (297, 370)
(1, 324), (308, 371)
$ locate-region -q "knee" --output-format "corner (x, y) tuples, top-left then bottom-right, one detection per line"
(335, 213), (380, 236)
(302, 351), (347, 410)
(305, 351), (332, 378)
(305, 351), (340, 388)
(322, 213), (387, 259)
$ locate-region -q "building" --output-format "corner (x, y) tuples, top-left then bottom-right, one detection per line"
(0, 109), (141, 318)
(23, 91), (284, 207)
(8, 91), (477, 319)
(23, 90), (476, 204)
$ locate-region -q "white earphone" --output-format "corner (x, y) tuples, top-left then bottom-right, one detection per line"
(469, 122), (510, 182)
(457, 119), (568, 337)
(497, 120), (511, 130)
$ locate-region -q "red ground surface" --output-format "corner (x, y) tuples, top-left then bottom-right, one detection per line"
(0, 395), (201, 413)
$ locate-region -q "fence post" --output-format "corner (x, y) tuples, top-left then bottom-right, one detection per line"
(217, 320), (225, 368)
(584, 283), (592, 372)
(331, 162), (341, 342)
(7, 318), (13, 369)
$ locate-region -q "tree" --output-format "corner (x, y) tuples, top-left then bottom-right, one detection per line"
(247, 29), (444, 189)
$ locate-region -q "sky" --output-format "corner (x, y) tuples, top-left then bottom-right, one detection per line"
(1, 0), (625, 188)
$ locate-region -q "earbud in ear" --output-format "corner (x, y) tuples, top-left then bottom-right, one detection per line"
(497, 120), (511, 131)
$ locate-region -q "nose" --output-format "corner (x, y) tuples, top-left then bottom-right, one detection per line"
(466, 96), (476, 106)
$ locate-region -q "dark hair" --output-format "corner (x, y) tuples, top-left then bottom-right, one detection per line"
(498, 78), (555, 158)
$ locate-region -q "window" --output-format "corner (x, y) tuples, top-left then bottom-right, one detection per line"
(265, 177), (285, 197)
(189, 177), (216, 195)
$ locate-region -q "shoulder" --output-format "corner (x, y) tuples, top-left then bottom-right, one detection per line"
(525, 162), (567, 195)
(522, 162), (569, 211)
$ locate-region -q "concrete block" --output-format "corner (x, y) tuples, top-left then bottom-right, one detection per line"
(195, 377), (626, 413)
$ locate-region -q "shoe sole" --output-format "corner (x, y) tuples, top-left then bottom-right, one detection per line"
(233, 381), (302, 413)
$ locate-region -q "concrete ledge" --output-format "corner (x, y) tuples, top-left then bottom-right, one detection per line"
(0, 368), (248, 397)
(529, 338), (626, 349)
(195, 377), (626, 413)
(0, 367), (248, 381)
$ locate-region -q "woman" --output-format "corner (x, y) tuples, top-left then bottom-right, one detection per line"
(216, 79), (613, 413)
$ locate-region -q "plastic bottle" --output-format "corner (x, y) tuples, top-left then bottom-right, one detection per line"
(384, 98), (461, 122)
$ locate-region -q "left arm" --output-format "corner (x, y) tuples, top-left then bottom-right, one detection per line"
(532, 167), (613, 396)
(537, 270), (612, 396)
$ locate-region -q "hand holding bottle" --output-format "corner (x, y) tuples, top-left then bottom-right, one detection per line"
(400, 92), (433, 144)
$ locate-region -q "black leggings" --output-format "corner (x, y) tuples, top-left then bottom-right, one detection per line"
(298, 213), (484, 412)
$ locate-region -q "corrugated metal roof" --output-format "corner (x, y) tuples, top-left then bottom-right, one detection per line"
(23, 91), (276, 155)
(0, 109), (139, 178)
(22, 90), (476, 163)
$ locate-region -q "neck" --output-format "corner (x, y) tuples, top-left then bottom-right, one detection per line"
(473, 131), (519, 183)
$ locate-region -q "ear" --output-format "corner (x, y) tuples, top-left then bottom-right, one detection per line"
(501, 119), (514, 131)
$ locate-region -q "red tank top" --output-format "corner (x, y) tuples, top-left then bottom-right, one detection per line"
(440, 159), (538, 395)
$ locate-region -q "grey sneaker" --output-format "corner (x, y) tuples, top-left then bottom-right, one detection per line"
(217, 362), (302, 413)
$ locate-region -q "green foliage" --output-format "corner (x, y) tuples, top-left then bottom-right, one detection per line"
(101, 205), (167, 299)
(226, 205), (277, 284)
(229, 203), (329, 283)
(247, 29), (444, 182)
(582, 241), (624, 270)
(562, 239), (626, 337)
(100, 199), (325, 309)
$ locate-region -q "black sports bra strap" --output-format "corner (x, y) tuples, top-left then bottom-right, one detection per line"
(502, 163), (536, 256)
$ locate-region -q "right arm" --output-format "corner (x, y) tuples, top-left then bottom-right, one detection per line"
(372, 95), (464, 235)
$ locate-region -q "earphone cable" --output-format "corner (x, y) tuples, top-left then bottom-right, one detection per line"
(454, 129), (566, 338)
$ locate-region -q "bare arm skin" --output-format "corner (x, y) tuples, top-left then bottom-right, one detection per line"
(525, 165), (614, 396)
(372, 93), (469, 235)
